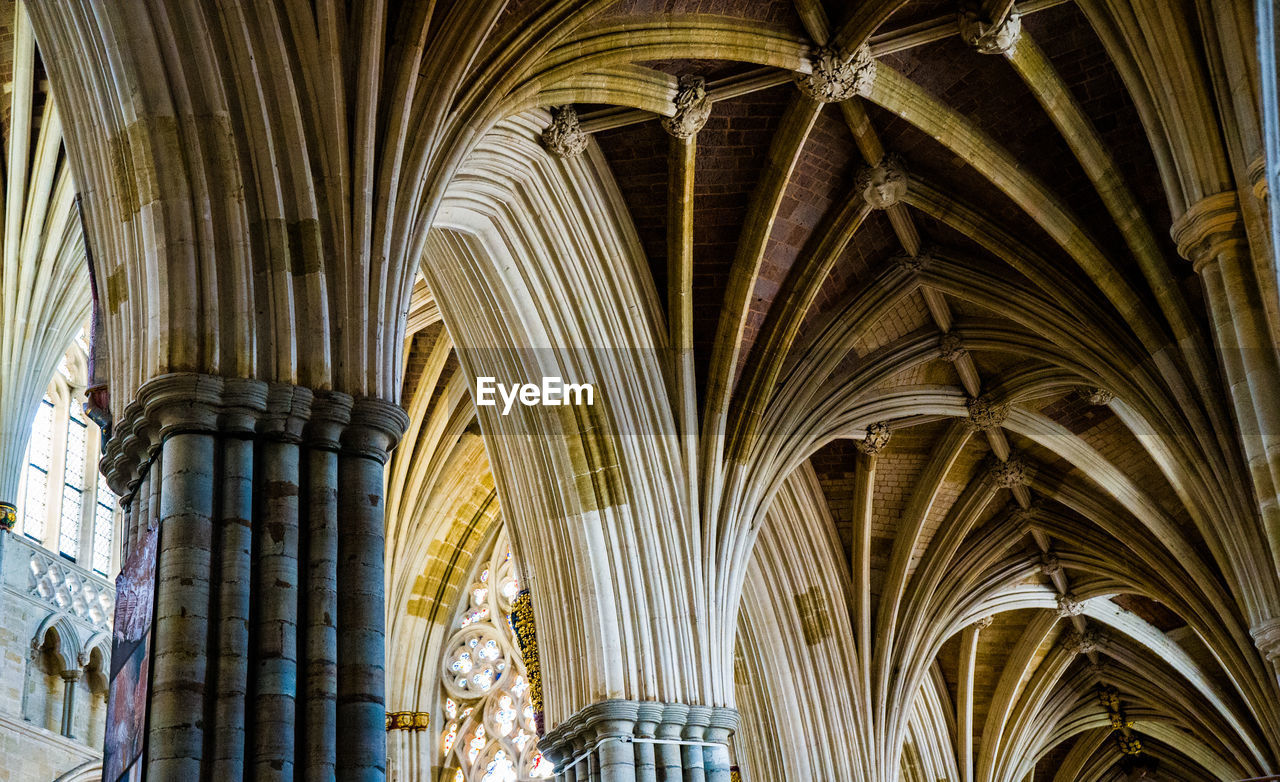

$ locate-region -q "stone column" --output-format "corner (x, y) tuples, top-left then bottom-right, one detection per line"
(703, 709), (739, 782)
(59, 669), (82, 738)
(336, 398), (409, 781)
(1175, 192), (1280, 683)
(300, 391), (351, 781)
(208, 379), (264, 780)
(542, 701), (740, 782)
(633, 703), (664, 782)
(98, 372), (407, 780)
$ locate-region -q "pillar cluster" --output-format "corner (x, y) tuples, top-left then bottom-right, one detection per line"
(99, 372), (407, 779)
(540, 701), (740, 782)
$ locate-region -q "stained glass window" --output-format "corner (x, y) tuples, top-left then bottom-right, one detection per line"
(18, 331), (117, 576)
(92, 484), (116, 575)
(440, 532), (552, 781)
(22, 397), (56, 541)
(59, 413), (88, 559)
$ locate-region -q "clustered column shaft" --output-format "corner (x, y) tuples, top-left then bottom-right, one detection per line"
(101, 373), (408, 780)
(541, 700), (740, 782)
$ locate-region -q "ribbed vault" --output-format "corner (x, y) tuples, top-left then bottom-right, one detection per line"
(19, 0), (1280, 780)
(0, 0), (90, 516)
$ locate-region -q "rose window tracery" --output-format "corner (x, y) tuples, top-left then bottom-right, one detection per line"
(440, 531), (552, 781)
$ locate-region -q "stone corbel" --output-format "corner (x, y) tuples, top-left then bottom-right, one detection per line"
(958, 5), (1022, 55)
(541, 105), (589, 159)
(855, 422), (892, 455)
(662, 75), (712, 139)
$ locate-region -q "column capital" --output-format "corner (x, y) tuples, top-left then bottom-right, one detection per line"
(260, 382), (314, 442)
(1171, 190), (1246, 272)
(544, 699), (740, 775)
(341, 397), (410, 463)
(0, 501), (15, 532)
(306, 391), (354, 451)
(220, 377), (269, 435)
(1247, 156), (1268, 202)
(1251, 617), (1280, 662)
(706, 706), (741, 734)
(137, 373), (224, 435)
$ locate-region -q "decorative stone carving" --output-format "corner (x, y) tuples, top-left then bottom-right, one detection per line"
(1117, 734), (1143, 755)
(966, 394), (1009, 431)
(892, 248), (932, 272)
(540, 105), (589, 158)
(1056, 592), (1085, 617)
(1084, 387), (1114, 406)
(28, 550), (115, 628)
(1039, 552), (1062, 577)
(1064, 627), (1106, 654)
(989, 455), (1030, 489)
(856, 153), (909, 208)
(957, 7), (1022, 55)
(662, 75), (712, 138)
(0, 501), (15, 531)
(1097, 685), (1121, 712)
(385, 711), (430, 731)
(855, 422), (892, 455)
(795, 43), (875, 103)
(975, 615), (995, 630)
(939, 332), (967, 363)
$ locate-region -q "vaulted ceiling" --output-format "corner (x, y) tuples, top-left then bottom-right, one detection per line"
(16, 0), (1275, 778)
(384, 1), (1278, 780)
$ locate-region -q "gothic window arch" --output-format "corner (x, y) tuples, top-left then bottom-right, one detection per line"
(439, 529), (552, 782)
(17, 328), (118, 575)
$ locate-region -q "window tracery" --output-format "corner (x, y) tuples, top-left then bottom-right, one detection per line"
(17, 330), (118, 575)
(440, 531), (552, 782)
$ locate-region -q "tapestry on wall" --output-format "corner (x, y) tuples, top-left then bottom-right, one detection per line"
(102, 525), (156, 782)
